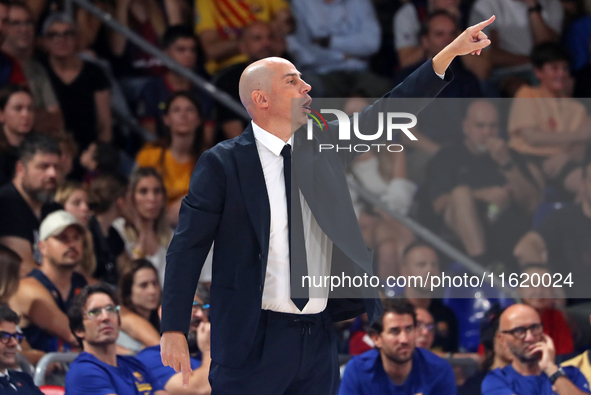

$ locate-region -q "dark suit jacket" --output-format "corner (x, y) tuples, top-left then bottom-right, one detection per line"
(162, 59), (452, 368)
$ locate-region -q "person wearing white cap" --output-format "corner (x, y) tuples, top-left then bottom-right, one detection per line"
(10, 210), (87, 353)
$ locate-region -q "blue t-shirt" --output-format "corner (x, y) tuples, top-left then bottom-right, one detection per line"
(482, 365), (590, 395)
(338, 347), (456, 395)
(136, 345), (202, 389)
(65, 352), (164, 395)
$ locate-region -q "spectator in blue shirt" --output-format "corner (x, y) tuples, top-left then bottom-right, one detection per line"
(482, 303), (589, 395)
(136, 285), (211, 394)
(65, 283), (167, 395)
(338, 298), (456, 395)
(136, 25), (212, 138)
(0, 304), (43, 394)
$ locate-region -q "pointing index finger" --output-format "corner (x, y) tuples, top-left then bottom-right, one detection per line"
(472, 15), (495, 31)
(182, 357), (192, 388)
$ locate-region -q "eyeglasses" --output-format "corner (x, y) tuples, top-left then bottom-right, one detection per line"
(501, 323), (544, 340)
(417, 321), (435, 333)
(192, 302), (210, 313)
(84, 305), (120, 320)
(46, 30), (76, 40)
(0, 331), (24, 345)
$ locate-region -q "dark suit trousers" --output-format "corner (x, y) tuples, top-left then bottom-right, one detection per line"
(208, 309), (339, 395)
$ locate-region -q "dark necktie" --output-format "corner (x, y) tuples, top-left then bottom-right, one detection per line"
(0, 375), (16, 393)
(281, 144), (309, 310)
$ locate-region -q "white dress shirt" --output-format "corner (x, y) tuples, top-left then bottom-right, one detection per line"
(252, 121), (332, 314)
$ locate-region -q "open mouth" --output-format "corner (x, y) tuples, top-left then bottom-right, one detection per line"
(302, 98), (313, 113)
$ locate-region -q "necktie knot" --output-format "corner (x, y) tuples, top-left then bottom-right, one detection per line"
(281, 144), (292, 160)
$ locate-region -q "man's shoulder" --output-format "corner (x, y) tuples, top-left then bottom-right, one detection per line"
(347, 348), (380, 373)
(563, 350), (589, 369)
(136, 345), (160, 364)
(0, 182), (20, 202)
(415, 347), (452, 368)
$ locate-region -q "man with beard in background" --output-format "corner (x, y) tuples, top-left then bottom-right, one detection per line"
(482, 304), (589, 395)
(0, 133), (62, 276)
(13, 210), (86, 353)
(338, 298), (455, 395)
(137, 285), (211, 394)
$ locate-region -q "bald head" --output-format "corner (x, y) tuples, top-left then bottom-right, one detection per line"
(500, 304), (540, 331)
(463, 100), (499, 148)
(239, 57), (292, 113)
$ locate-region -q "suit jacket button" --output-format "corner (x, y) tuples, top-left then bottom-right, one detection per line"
(258, 254), (262, 260)
(259, 285), (263, 291)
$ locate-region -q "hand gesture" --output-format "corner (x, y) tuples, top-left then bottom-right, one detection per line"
(543, 152), (570, 178)
(161, 331), (193, 388)
(449, 16), (495, 56)
(197, 322), (211, 354)
(530, 334), (557, 375)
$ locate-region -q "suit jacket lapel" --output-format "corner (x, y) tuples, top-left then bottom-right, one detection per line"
(234, 125), (271, 283)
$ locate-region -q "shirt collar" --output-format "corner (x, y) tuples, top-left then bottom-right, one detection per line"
(251, 121), (292, 156)
(0, 369), (8, 377)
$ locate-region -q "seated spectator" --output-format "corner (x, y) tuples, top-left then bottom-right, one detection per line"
(53, 131), (78, 184)
(482, 304), (589, 395)
(429, 100), (541, 263)
(1, 244), (58, 366)
(86, 174), (130, 286)
(469, 0), (563, 95)
(2, 2), (63, 135)
(509, 43), (591, 199)
(114, 167), (171, 283)
(54, 181), (96, 280)
(0, 133), (61, 276)
(458, 304), (512, 395)
(137, 25), (213, 138)
(393, 0), (462, 68)
(110, 0), (167, 97)
(339, 298), (456, 395)
(513, 153), (591, 299)
(213, 21), (274, 140)
(65, 284), (166, 395)
(119, 259), (161, 333)
(195, 0), (292, 76)
(416, 307), (436, 349)
(136, 286), (211, 394)
(399, 242), (460, 353)
(136, 92), (205, 227)
(41, 12), (111, 150)
(0, 305), (43, 394)
(0, 0), (27, 88)
(15, 210), (86, 353)
(288, 0), (390, 98)
(0, 85), (34, 186)
(518, 264), (574, 356)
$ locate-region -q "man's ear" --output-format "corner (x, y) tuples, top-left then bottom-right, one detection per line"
(74, 328), (85, 342)
(38, 239), (48, 256)
(251, 90), (269, 109)
(369, 331), (382, 349)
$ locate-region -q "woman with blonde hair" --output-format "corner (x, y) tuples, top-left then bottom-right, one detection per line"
(54, 181), (97, 281)
(113, 167), (171, 285)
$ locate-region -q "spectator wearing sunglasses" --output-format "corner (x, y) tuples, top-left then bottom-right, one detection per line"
(482, 304), (589, 395)
(65, 284), (166, 395)
(136, 284), (211, 394)
(0, 304), (43, 394)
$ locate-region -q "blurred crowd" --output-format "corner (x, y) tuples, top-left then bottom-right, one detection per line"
(1, 0), (591, 393)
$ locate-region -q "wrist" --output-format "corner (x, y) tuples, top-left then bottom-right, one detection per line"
(544, 363), (559, 376)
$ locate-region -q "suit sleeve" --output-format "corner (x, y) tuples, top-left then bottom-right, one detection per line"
(330, 58), (453, 167)
(161, 149), (226, 334)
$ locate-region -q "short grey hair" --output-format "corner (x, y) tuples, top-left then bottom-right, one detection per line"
(41, 12), (76, 37)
